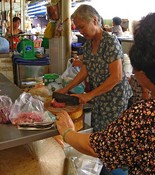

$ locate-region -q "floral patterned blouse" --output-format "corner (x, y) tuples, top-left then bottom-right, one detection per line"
(90, 99), (155, 174)
(83, 31), (132, 132)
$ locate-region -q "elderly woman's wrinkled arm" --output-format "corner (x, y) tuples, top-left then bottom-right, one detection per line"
(55, 110), (97, 157)
(64, 130), (97, 157)
(72, 59), (123, 104)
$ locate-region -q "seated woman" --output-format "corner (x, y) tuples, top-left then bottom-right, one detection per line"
(111, 16), (123, 36)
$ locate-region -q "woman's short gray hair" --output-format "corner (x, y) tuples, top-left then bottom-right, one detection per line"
(71, 4), (102, 27)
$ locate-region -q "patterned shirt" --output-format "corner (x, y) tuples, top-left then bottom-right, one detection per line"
(83, 31), (132, 132)
(90, 99), (155, 174)
(112, 25), (123, 37)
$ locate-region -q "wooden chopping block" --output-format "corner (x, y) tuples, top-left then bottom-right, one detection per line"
(44, 102), (84, 131)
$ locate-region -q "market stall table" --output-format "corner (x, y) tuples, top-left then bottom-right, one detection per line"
(0, 73), (92, 151)
(117, 36), (134, 42)
(0, 73), (60, 150)
(117, 36), (134, 55)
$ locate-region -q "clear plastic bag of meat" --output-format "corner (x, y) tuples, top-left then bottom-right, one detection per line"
(9, 92), (52, 125)
(0, 95), (13, 124)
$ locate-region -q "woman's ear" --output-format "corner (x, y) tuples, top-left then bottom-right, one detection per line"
(93, 17), (98, 25)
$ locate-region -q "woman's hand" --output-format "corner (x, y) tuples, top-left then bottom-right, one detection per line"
(55, 110), (75, 135)
(72, 58), (83, 67)
(71, 93), (93, 104)
(55, 111), (97, 157)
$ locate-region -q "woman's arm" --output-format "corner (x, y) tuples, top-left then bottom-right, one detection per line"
(73, 59), (123, 103)
(55, 111), (97, 157)
(64, 131), (97, 157)
(5, 27), (11, 41)
(88, 59), (122, 98)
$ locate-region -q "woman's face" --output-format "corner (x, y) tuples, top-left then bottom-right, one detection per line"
(73, 17), (97, 39)
(13, 20), (21, 29)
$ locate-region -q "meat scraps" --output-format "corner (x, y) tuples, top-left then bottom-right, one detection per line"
(51, 99), (66, 108)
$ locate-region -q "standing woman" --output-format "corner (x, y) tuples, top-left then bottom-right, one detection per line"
(56, 13), (155, 174)
(5, 17), (23, 49)
(58, 5), (132, 132)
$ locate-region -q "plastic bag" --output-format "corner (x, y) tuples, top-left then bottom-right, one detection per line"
(61, 58), (80, 80)
(9, 92), (51, 125)
(74, 156), (103, 175)
(61, 58), (85, 94)
(46, 4), (59, 20)
(44, 22), (55, 39)
(0, 95), (12, 124)
(28, 85), (51, 102)
(0, 37), (9, 53)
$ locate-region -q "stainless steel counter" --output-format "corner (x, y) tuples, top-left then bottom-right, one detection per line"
(0, 73), (58, 150)
(117, 36), (134, 42)
(0, 122), (92, 151)
(0, 72), (22, 102)
(0, 123), (59, 150)
(0, 73), (92, 151)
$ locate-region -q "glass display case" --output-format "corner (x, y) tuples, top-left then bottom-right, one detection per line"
(12, 54), (50, 88)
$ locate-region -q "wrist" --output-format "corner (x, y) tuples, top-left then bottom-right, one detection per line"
(62, 128), (73, 143)
(88, 91), (95, 100)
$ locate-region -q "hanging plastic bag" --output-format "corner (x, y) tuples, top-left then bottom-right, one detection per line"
(61, 58), (85, 94)
(46, 3), (59, 20)
(0, 95), (13, 124)
(9, 92), (52, 125)
(61, 58), (80, 80)
(0, 37), (9, 53)
(44, 22), (55, 39)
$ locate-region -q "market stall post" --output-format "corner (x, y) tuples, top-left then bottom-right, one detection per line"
(20, 0), (25, 31)
(49, 0), (71, 75)
(9, 0), (13, 50)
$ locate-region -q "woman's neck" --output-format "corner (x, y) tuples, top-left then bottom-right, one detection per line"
(91, 28), (103, 54)
(92, 27), (103, 43)
(13, 28), (20, 35)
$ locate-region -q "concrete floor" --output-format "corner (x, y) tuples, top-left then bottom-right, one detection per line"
(0, 138), (66, 175)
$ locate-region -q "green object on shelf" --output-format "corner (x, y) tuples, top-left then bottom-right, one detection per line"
(41, 37), (49, 49)
(17, 38), (35, 60)
(43, 73), (59, 85)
